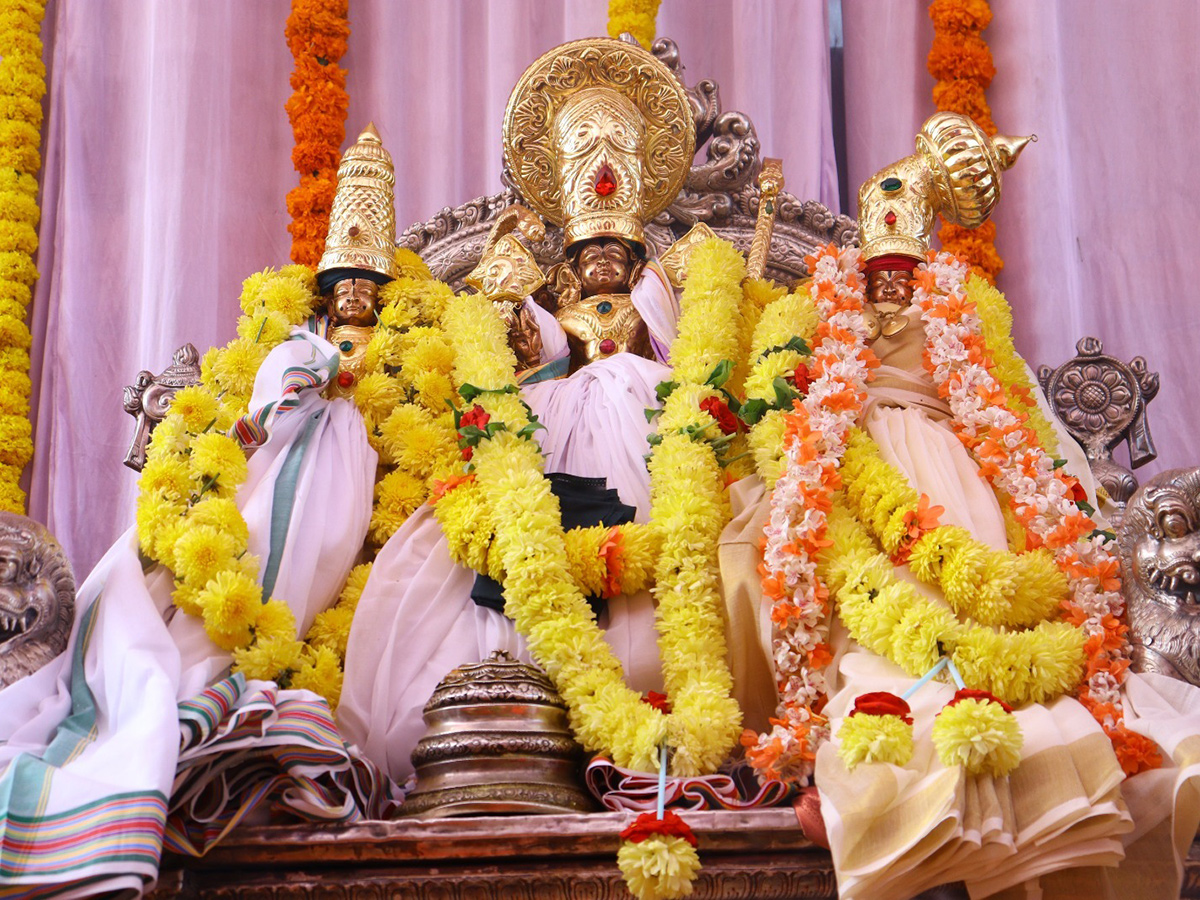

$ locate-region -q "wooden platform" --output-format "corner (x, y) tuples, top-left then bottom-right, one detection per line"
(152, 808), (1200, 899)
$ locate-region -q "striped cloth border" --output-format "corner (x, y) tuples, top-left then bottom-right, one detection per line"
(0, 791), (167, 880)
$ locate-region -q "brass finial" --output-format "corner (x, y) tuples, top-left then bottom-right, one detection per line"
(747, 158), (784, 280)
(992, 132), (1036, 170)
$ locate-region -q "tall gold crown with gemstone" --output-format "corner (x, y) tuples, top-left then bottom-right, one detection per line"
(502, 37), (694, 250)
(857, 112), (1034, 262)
(317, 123), (399, 285)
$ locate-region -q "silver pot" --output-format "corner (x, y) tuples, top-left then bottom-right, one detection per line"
(402, 651), (595, 818)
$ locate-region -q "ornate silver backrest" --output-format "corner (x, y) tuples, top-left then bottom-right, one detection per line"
(123, 342), (202, 471)
(1037, 336), (1159, 514)
(398, 37), (856, 288)
(1117, 468), (1200, 686)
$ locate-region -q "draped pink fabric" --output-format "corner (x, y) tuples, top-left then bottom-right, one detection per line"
(27, 0), (1198, 579)
(28, 0), (834, 576)
(842, 0), (1200, 482)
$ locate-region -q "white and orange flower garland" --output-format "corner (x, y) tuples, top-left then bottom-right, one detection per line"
(913, 251), (1160, 775)
(742, 243), (878, 785)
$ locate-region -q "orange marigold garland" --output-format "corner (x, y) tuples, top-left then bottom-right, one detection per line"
(927, 0), (1004, 284)
(284, 0), (350, 267)
(607, 0), (661, 50)
(0, 0), (47, 514)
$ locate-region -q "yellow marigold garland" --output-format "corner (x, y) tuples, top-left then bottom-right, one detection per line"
(285, 0), (349, 267)
(840, 427), (1069, 628)
(435, 476), (659, 601)
(650, 238), (746, 776)
(0, 0), (45, 513)
(137, 250), (458, 708)
(967, 272), (1060, 456)
(822, 496), (1086, 708)
(439, 237), (747, 778)
(928, 0), (1003, 283)
(607, 0), (661, 49)
(741, 280), (819, 488)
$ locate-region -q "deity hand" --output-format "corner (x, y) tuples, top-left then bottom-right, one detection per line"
(508, 302), (545, 371)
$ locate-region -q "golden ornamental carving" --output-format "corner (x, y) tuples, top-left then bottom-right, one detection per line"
(502, 37), (694, 248)
(555, 292), (652, 371)
(323, 324), (372, 400)
(318, 123), (399, 284)
(464, 233), (547, 304)
(658, 222), (718, 288)
(857, 112), (1033, 262)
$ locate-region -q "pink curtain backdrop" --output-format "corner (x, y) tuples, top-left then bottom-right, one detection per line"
(27, 0), (835, 576)
(841, 0), (1200, 482)
(24, 1), (1200, 579)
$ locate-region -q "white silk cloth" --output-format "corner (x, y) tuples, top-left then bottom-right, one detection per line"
(337, 268), (679, 785)
(718, 310), (1200, 899)
(0, 333), (376, 895)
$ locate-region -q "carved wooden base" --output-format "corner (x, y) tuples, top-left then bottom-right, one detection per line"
(153, 809), (1200, 899)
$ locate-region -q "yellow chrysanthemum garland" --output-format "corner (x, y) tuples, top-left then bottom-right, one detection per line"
(137, 250), (458, 707)
(436, 475), (659, 602)
(439, 237), (746, 777)
(821, 495), (1086, 708)
(840, 427), (1068, 628)
(968, 272), (1059, 456)
(607, 0), (661, 49)
(740, 280), (819, 488)
(649, 238), (746, 776)
(0, 0), (46, 514)
(438, 238), (749, 900)
(138, 266), (322, 693)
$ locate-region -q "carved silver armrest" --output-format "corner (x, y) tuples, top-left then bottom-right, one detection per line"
(1037, 336), (1159, 522)
(122, 343), (202, 471)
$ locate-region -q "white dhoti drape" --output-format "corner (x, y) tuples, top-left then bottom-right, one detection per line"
(0, 330), (383, 895)
(338, 267), (679, 785)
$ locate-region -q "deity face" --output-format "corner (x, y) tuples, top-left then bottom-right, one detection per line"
(328, 278), (380, 326)
(575, 239), (635, 297)
(867, 268), (914, 307)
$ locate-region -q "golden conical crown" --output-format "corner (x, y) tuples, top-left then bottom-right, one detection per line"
(858, 112), (1034, 262)
(317, 124), (398, 287)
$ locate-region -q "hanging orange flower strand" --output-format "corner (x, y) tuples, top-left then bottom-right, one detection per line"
(284, 0), (351, 268)
(927, 0), (1003, 284)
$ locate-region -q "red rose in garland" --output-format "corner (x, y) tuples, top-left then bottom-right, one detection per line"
(700, 396), (740, 435)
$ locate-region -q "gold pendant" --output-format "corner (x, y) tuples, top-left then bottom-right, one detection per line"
(862, 304), (882, 342)
(873, 302), (909, 338)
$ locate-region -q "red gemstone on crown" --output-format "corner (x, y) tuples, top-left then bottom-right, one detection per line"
(336, 371), (355, 388)
(599, 339), (617, 354)
(884, 211), (897, 226)
(594, 165), (617, 197)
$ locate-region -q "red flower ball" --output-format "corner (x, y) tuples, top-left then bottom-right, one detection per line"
(619, 810), (698, 847)
(642, 691), (672, 714)
(699, 396), (740, 435)
(848, 691), (913, 725)
(946, 687), (1013, 714)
